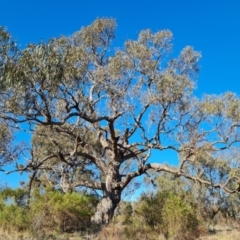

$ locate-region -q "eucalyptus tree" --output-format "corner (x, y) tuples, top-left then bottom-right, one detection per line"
(1, 19), (240, 225)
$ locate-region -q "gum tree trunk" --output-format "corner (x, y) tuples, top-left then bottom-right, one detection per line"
(92, 191), (121, 224)
(92, 163), (122, 225)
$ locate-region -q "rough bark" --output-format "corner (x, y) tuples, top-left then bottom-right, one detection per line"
(92, 192), (121, 225)
(92, 162), (122, 225)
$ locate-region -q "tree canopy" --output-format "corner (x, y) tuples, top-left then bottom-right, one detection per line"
(1, 18), (240, 224)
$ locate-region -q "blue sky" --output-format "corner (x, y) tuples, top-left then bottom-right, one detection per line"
(0, 0), (240, 188)
(1, 0), (239, 95)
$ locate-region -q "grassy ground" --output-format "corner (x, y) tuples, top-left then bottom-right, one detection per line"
(0, 227), (240, 240)
(198, 229), (240, 240)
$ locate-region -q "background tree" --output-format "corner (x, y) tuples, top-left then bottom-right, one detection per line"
(1, 18), (240, 225)
(154, 157), (240, 229)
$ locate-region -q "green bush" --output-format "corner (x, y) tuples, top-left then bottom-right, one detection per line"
(0, 187), (29, 231)
(30, 189), (97, 233)
(118, 191), (199, 240)
(0, 187), (97, 235)
(162, 193), (199, 240)
(0, 204), (29, 231)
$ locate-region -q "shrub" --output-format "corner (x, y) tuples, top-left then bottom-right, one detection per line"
(117, 191), (199, 240)
(162, 193), (199, 240)
(0, 187), (97, 236)
(0, 188), (29, 231)
(29, 189), (97, 233)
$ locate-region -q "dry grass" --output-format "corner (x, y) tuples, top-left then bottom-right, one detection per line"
(198, 229), (240, 240)
(91, 228), (240, 240)
(88, 228), (240, 240)
(0, 227), (31, 240)
(0, 226), (240, 240)
(0, 227), (72, 240)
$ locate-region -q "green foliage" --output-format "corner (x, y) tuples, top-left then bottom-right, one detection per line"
(30, 189), (97, 233)
(0, 188), (29, 231)
(0, 122), (13, 164)
(118, 191), (199, 240)
(0, 204), (29, 231)
(161, 193), (199, 240)
(0, 187), (27, 205)
(134, 191), (168, 228)
(0, 187), (97, 235)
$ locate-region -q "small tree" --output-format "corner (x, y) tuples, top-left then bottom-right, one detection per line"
(1, 18), (240, 225)
(161, 193), (199, 240)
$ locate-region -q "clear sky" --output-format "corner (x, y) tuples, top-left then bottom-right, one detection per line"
(0, 0), (240, 188)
